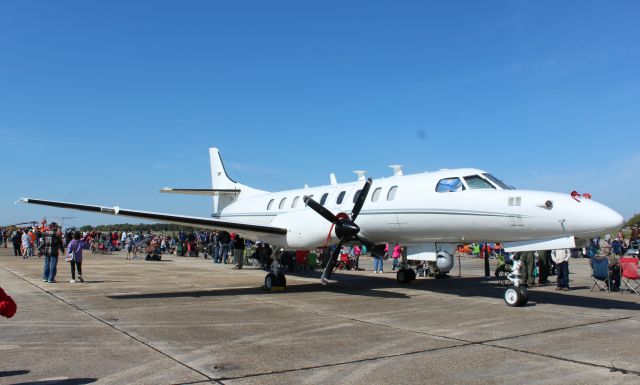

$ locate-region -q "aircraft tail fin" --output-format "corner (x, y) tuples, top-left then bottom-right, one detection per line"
(209, 148), (237, 190)
(209, 148), (267, 215)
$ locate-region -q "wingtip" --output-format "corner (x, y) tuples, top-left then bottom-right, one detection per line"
(15, 198), (28, 205)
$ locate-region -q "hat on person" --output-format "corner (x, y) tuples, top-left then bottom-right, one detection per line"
(49, 222), (58, 227)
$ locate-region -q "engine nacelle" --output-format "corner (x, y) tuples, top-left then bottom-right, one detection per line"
(435, 251), (454, 273)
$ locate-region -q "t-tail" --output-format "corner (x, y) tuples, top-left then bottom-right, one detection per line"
(160, 147), (268, 216)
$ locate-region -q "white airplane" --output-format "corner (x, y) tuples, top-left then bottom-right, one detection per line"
(18, 147), (624, 306)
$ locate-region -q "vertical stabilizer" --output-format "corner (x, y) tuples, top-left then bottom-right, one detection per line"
(210, 148), (237, 190)
(209, 147), (268, 216)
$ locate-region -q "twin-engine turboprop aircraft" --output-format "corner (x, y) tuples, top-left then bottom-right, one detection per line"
(19, 147), (623, 306)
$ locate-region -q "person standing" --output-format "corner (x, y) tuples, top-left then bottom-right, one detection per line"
(552, 249), (571, 291)
(12, 230), (21, 256)
(41, 223), (64, 283)
(518, 251), (536, 287)
(66, 231), (85, 283)
(20, 230), (30, 259)
(537, 250), (552, 284)
(391, 243), (401, 270)
(218, 230), (231, 264)
(373, 246), (384, 274)
(233, 234), (245, 269)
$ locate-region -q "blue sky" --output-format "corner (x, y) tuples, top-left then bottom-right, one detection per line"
(1, 0), (638, 228)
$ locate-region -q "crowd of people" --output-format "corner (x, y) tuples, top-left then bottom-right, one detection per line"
(2, 219), (637, 293)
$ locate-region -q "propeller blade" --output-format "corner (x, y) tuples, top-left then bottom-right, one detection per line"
(351, 178), (372, 221)
(304, 196), (339, 225)
(355, 235), (386, 258)
(320, 241), (343, 284)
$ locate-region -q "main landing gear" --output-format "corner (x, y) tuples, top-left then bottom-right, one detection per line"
(263, 256), (287, 291)
(396, 268), (417, 283)
(264, 272), (286, 290)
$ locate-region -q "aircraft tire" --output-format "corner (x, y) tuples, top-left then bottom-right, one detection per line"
(517, 286), (529, 305)
(407, 268), (417, 281)
(504, 287), (523, 307)
(396, 269), (409, 283)
(264, 273), (277, 290)
(276, 273), (287, 288)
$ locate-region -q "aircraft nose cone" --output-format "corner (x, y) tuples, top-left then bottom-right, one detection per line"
(603, 208), (625, 232)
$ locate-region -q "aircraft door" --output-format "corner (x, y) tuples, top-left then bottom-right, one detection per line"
(507, 196), (524, 228)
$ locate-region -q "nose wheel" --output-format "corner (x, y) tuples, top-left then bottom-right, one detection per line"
(504, 286), (528, 306)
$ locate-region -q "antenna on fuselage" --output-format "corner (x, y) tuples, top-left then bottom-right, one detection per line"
(330, 173), (337, 185)
(389, 165), (403, 176)
(353, 170), (367, 181)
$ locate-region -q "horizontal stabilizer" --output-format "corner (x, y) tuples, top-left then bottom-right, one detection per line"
(503, 236), (575, 253)
(160, 188), (240, 196)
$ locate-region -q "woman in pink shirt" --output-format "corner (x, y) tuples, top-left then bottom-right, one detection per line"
(392, 243), (401, 270)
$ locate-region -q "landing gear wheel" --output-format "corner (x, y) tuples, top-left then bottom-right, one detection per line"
(517, 286), (529, 305)
(407, 268), (417, 281)
(264, 273), (277, 290)
(276, 273), (286, 288)
(504, 287), (524, 307)
(396, 269), (410, 283)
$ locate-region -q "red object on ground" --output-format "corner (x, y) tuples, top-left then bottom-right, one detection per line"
(0, 287), (17, 318)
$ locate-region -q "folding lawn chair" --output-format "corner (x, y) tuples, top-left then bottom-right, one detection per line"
(619, 257), (639, 295)
(590, 257), (610, 292)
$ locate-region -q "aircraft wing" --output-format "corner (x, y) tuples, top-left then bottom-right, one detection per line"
(159, 188), (241, 196)
(17, 198), (288, 240)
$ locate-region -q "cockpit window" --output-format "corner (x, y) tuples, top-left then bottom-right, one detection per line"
(482, 173), (515, 190)
(464, 175), (496, 190)
(436, 177), (465, 192)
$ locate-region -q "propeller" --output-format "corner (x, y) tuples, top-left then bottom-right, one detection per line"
(304, 178), (380, 284)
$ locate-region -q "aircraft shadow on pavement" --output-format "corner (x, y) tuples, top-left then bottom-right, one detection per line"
(107, 281), (410, 300)
(0, 370), (29, 377)
(388, 275), (640, 311)
(11, 378), (96, 385)
(106, 271), (639, 311)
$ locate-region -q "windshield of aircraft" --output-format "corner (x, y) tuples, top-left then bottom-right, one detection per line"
(436, 177), (465, 192)
(463, 175), (495, 190)
(482, 173), (515, 190)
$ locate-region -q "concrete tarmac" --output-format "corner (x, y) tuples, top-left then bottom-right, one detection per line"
(0, 247), (639, 385)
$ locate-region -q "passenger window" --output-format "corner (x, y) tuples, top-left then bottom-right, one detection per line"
(436, 178), (465, 193)
(371, 187), (382, 202)
(267, 199), (275, 210)
(387, 186), (398, 201)
(320, 193), (329, 206)
(291, 196), (299, 208)
(353, 189), (362, 204)
(463, 175), (496, 190)
(336, 191), (346, 205)
(278, 197), (287, 210)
